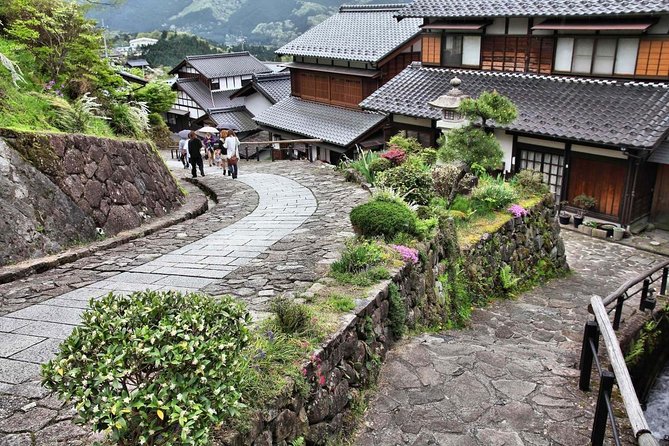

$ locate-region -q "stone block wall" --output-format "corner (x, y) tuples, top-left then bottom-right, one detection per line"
(216, 197), (567, 446)
(0, 130), (184, 236)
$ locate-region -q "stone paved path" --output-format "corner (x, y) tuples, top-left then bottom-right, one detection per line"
(0, 160), (368, 445)
(355, 230), (666, 446)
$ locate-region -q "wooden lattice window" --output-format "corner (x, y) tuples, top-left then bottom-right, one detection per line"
(331, 77), (362, 107)
(636, 39), (669, 78)
(422, 34), (441, 65)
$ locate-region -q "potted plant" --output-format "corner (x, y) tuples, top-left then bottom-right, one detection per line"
(558, 200), (571, 225)
(572, 194), (597, 228)
(580, 220), (598, 236)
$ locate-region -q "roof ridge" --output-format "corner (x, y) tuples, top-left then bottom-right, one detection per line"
(418, 66), (669, 89)
(186, 51), (252, 60)
(339, 4), (407, 12)
(176, 77), (198, 83)
(255, 72), (291, 80)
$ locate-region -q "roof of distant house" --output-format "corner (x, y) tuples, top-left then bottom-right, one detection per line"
(395, 0), (669, 19)
(360, 63), (669, 150)
(176, 78), (245, 110)
(230, 72), (292, 104)
(118, 71), (148, 85)
(169, 52), (272, 79)
(208, 107), (259, 133)
(126, 59), (149, 67)
(277, 4), (422, 63)
(254, 96), (386, 147)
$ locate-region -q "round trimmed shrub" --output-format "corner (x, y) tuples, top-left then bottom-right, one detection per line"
(350, 200), (417, 240)
(368, 157), (392, 174)
(375, 162), (434, 205)
(42, 290), (251, 446)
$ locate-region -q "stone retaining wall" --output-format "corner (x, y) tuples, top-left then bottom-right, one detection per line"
(0, 129), (184, 236)
(216, 196), (567, 445)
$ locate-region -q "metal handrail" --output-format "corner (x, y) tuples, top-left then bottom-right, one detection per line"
(580, 261), (666, 446)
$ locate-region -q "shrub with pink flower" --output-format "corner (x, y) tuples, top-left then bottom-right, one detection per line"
(381, 147), (407, 166)
(508, 204), (529, 218)
(391, 245), (419, 264)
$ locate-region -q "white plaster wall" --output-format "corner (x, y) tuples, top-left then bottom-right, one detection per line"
(517, 136), (566, 150)
(495, 129), (514, 173)
(572, 144), (627, 160)
(244, 92), (273, 117)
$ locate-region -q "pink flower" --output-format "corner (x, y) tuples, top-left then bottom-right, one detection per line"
(507, 204), (528, 218)
(318, 374), (326, 386)
(301, 368), (307, 376)
(391, 245), (419, 264)
(381, 148), (407, 166)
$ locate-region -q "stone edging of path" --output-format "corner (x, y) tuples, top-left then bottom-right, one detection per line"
(0, 186), (209, 285)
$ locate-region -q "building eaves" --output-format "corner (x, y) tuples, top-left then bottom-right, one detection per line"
(254, 96), (386, 147)
(169, 52), (272, 79)
(395, 0), (669, 19)
(176, 78), (245, 110)
(276, 4), (422, 63)
(360, 64), (669, 150)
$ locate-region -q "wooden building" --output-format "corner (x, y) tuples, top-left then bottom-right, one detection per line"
(361, 0), (669, 227)
(253, 4), (423, 164)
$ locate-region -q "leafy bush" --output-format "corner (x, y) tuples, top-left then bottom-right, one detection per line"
(432, 164), (462, 200)
(326, 294), (356, 312)
(388, 133), (424, 153)
(331, 239), (384, 274)
(419, 147), (438, 166)
(148, 113), (175, 149)
(511, 169), (549, 197)
(416, 217), (438, 240)
(499, 264), (520, 293)
(375, 161), (434, 205)
(381, 148), (406, 166)
(388, 283), (406, 338)
(350, 200), (417, 240)
(471, 174), (518, 212)
(42, 290), (251, 446)
(438, 126), (503, 170)
(134, 81), (177, 114)
(341, 148), (379, 184)
(449, 195), (473, 213)
(269, 296), (311, 335)
(368, 157), (392, 174)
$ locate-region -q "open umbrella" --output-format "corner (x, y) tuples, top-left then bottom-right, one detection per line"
(216, 123), (240, 131)
(196, 126), (219, 135)
(177, 129), (190, 139)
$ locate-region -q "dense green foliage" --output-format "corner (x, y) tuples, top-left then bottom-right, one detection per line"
(142, 32), (223, 68)
(388, 283), (406, 338)
(134, 81), (177, 114)
(511, 169), (550, 197)
(458, 90), (518, 127)
(331, 239), (384, 274)
(269, 295), (312, 336)
(470, 174), (519, 212)
(42, 290), (251, 446)
(350, 200), (417, 241)
(376, 157), (434, 205)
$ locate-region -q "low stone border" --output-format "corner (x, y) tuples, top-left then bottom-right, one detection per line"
(0, 187), (209, 285)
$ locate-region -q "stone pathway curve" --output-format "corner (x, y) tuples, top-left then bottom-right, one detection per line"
(355, 230), (666, 446)
(0, 173), (316, 386)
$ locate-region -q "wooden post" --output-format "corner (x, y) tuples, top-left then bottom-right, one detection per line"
(579, 320), (599, 391)
(591, 371), (615, 446)
(612, 295), (624, 331)
(640, 279), (650, 311)
(661, 267), (668, 295)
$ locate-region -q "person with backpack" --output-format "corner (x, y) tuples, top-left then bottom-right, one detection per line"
(188, 131), (205, 178)
(224, 130), (240, 179)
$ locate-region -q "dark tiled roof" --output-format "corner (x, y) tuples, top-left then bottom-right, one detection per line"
(209, 108), (258, 133)
(254, 96), (386, 147)
(360, 64), (669, 149)
(176, 78), (245, 110)
(277, 4), (422, 63)
(649, 140), (669, 164)
(126, 59), (149, 67)
(396, 0), (669, 19)
(253, 72), (292, 103)
(170, 52), (271, 78)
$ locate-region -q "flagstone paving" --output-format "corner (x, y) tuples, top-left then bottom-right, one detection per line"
(355, 230), (666, 446)
(0, 160), (369, 444)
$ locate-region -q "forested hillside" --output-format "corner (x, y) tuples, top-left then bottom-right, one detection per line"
(89, 0), (406, 45)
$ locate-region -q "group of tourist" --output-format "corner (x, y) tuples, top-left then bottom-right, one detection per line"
(178, 129), (240, 179)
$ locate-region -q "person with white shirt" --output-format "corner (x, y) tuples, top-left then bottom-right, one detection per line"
(224, 130), (240, 179)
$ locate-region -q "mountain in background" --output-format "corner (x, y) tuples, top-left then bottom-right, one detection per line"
(89, 0), (407, 46)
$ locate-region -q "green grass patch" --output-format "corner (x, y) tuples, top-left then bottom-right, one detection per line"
(324, 293), (356, 312)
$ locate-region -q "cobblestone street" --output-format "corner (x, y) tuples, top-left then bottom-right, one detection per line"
(355, 230), (666, 446)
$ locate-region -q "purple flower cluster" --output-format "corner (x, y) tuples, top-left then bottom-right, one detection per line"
(391, 245), (419, 264)
(44, 79), (63, 97)
(508, 204), (529, 218)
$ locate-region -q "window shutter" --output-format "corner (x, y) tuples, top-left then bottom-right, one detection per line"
(636, 39), (669, 77)
(421, 34), (442, 65)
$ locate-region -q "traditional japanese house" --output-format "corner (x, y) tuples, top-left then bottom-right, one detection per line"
(165, 52), (272, 136)
(253, 4), (423, 164)
(229, 72), (292, 117)
(361, 0), (669, 228)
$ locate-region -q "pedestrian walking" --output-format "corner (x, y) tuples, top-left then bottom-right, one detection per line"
(179, 137), (188, 168)
(188, 131), (205, 178)
(217, 130), (229, 174)
(224, 130), (240, 179)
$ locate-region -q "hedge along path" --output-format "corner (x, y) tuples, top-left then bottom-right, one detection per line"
(0, 173), (317, 385)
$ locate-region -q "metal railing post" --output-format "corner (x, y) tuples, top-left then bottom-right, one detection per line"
(591, 371), (615, 446)
(579, 320), (599, 391)
(640, 279), (651, 310)
(661, 267), (668, 295)
(612, 295), (624, 330)
(245, 146), (249, 160)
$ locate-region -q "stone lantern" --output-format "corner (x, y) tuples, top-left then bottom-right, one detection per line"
(428, 77), (470, 131)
